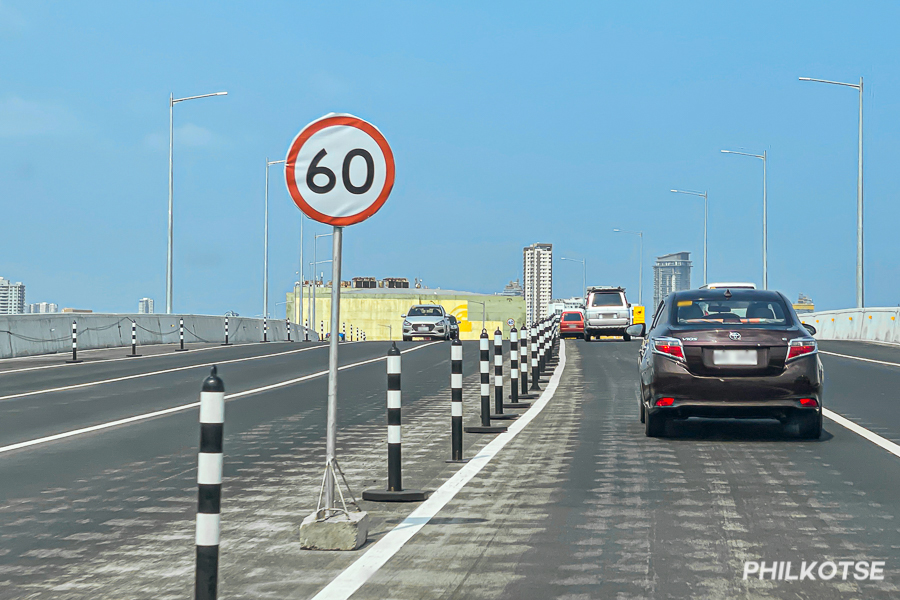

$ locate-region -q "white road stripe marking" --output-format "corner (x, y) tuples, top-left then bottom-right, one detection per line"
(0, 344), (335, 402)
(310, 340), (567, 600)
(0, 341), (324, 376)
(820, 350), (900, 368)
(0, 342), (440, 455)
(824, 408), (900, 459)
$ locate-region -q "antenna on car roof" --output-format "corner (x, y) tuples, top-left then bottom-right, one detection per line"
(724, 289), (732, 299)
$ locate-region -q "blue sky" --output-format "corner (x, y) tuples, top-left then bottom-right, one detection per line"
(2, 1), (899, 315)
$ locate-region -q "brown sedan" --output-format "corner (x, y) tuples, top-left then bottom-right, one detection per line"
(627, 288), (823, 438)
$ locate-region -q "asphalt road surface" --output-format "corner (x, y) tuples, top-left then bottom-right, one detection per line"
(1, 338), (899, 599)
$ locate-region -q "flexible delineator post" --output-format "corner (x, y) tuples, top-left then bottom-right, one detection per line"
(480, 330), (491, 426)
(287, 319), (292, 342)
(450, 338), (463, 461)
(67, 320), (81, 363)
(222, 317), (230, 347)
(180, 317), (185, 351)
(195, 366), (224, 600)
(362, 343), (429, 502)
(127, 320), (140, 357)
(530, 323), (540, 391)
(263, 317), (268, 343)
(493, 328), (504, 415)
(520, 326), (529, 394)
(509, 327), (519, 403)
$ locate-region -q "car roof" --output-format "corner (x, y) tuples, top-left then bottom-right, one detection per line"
(699, 282), (757, 289)
(673, 288), (784, 302)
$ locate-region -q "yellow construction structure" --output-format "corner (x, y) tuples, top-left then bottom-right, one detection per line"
(286, 287), (526, 341)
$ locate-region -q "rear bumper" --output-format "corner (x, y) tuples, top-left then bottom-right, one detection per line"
(644, 353), (823, 419)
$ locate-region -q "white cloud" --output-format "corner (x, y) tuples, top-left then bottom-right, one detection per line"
(0, 96), (79, 137)
(143, 123), (221, 151)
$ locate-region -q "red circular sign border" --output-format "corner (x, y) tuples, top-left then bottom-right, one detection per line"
(285, 116), (395, 226)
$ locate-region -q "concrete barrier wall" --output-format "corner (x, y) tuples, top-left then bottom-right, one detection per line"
(796, 307), (900, 344)
(0, 314), (316, 359)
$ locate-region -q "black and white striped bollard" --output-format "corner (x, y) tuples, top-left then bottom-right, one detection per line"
(303, 318), (309, 342)
(179, 317), (187, 351)
(126, 320), (141, 357)
(492, 328), (515, 419)
(447, 338), (468, 462)
(465, 330), (508, 434)
(363, 343), (429, 502)
(66, 320), (82, 363)
(518, 326), (534, 398)
(505, 326), (530, 408)
(287, 319), (292, 342)
(529, 323), (541, 391)
(320, 320), (324, 341)
(263, 316), (268, 343)
(195, 366), (224, 600)
(538, 320), (546, 372)
(222, 317), (231, 346)
(342, 322), (346, 341)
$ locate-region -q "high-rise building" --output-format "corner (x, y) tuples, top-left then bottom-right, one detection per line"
(652, 252), (692, 309)
(523, 243), (553, 324)
(138, 298), (154, 314)
(0, 277), (26, 315)
(26, 302), (58, 314)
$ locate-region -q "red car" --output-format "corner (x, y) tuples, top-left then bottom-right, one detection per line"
(560, 310), (585, 339)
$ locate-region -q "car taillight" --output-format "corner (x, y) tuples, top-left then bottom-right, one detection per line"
(787, 338), (817, 361)
(652, 337), (685, 361)
(656, 397), (675, 407)
(799, 398), (818, 407)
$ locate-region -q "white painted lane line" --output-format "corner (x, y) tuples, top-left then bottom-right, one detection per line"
(0, 344), (336, 402)
(823, 408), (900, 459)
(820, 350), (900, 368)
(310, 341), (567, 600)
(0, 342), (440, 455)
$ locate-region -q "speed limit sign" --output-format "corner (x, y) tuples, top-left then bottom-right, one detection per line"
(284, 113), (395, 226)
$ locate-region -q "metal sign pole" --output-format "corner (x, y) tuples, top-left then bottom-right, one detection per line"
(324, 226), (343, 510)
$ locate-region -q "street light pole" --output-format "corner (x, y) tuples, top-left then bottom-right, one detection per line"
(264, 158), (286, 321)
(166, 90), (228, 314)
(469, 300), (486, 332)
(670, 189), (708, 285)
(721, 149), (767, 289)
(560, 257), (586, 299)
(311, 232), (334, 331)
(799, 75), (864, 308)
(612, 229), (643, 305)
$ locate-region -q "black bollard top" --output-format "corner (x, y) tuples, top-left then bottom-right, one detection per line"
(202, 365), (225, 393)
(510, 325), (517, 333)
(494, 328), (502, 336)
(452, 337), (461, 346)
(480, 329), (488, 338)
(389, 341), (400, 356)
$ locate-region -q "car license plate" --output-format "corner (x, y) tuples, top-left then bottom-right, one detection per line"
(713, 349), (757, 366)
(416, 326), (429, 332)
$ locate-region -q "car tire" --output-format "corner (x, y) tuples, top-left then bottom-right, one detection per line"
(584, 333), (591, 342)
(639, 399), (645, 423)
(623, 333), (631, 342)
(645, 410), (665, 437)
(402, 336), (411, 342)
(797, 411), (822, 439)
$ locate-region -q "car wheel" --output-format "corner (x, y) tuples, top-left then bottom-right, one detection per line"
(584, 333), (591, 342)
(402, 336), (411, 342)
(639, 399), (645, 423)
(623, 333), (631, 342)
(797, 411), (822, 439)
(644, 410), (665, 437)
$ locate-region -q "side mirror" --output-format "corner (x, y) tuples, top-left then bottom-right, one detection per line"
(401, 314), (407, 318)
(802, 323), (817, 336)
(625, 323), (646, 338)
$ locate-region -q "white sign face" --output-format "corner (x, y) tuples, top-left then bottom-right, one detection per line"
(285, 114), (395, 226)
(507, 318), (515, 327)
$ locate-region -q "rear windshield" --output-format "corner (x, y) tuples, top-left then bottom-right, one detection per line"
(674, 297), (790, 327)
(590, 292), (624, 307)
(408, 306), (443, 317)
(562, 312), (583, 322)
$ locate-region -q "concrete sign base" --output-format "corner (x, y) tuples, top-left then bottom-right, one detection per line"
(298, 510), (369, 551)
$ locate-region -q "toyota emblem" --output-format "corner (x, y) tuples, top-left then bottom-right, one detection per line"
(729, 332), (741, 340)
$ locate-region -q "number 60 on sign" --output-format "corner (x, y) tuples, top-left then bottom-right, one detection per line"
(284, 113), (395, 226)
